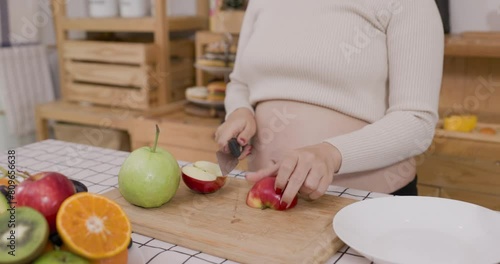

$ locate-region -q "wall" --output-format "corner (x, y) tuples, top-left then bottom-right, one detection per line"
(450, 0), (500, 33)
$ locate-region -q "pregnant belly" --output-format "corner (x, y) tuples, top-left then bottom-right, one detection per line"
(247, 100), (416, 193)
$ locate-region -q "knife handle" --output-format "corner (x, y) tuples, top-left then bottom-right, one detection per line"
(228, 138), (241, 158)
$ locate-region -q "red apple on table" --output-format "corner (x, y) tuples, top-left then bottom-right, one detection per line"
(246, 176), (298, 211)
(182, 161), (227, 194)
(14, 171), (75, 234)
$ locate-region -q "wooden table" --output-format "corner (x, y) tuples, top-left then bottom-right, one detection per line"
(0, 140), (392, 264)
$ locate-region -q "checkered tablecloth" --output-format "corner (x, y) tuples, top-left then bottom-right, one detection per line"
(0, 140), (392, 264)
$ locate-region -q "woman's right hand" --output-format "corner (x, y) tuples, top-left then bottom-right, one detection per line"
(215, 108), (256, 159)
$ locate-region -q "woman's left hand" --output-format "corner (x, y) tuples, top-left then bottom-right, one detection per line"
(246, 143), (342, 207)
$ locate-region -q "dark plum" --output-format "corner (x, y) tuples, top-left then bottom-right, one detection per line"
(71, 180), (88, 193)
(49, 232), (64, 247)
(128, 237), (133, 249)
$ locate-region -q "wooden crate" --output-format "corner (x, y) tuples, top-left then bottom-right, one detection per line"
(62, 40), (195, 110)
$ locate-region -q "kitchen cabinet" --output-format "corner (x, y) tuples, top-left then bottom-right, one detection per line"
(416, 32), (500, 210)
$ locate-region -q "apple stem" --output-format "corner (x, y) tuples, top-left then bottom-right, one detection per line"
(152, 124), (160, 153)
(16, 170), (31, 180)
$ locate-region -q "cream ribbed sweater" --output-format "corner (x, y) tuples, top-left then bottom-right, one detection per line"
(224, 0), (445, 174)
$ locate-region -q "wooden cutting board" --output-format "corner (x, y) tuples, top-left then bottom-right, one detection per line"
(102, 177), (357, 264)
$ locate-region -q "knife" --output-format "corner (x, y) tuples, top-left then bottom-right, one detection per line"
(216, 138), (242, 176)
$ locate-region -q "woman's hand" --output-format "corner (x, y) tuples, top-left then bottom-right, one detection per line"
(246, 143), (342, 207)
(215, 108), (256, 159)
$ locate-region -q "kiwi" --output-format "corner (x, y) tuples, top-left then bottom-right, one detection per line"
(33, 250), (89, 264)
(0, 193), (8, 215)
(0, 207), (49, 264)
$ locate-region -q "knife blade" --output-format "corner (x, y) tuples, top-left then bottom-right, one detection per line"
(216, 138), (241, 176)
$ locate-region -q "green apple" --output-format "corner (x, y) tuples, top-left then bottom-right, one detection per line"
(33, 250), (89, 264)
(118, 125), (181, 208)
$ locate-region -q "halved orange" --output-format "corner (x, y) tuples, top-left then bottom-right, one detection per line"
(0, 177), (15, 186)
(90, 247), (129, 264)
(56, 192), (131, 260)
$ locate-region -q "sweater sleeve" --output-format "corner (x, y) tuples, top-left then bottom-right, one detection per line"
(223, 1), (261, 119)
(324, 0), (445, 174)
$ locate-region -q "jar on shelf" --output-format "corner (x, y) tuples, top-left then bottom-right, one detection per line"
(119, 0), (151, 18)
(88, 0), (119, 18)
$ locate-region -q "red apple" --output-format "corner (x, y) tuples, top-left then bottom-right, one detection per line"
(246, 176), (298, 211)
(182, 161), (227, 194)
(14, 171), (75, 233)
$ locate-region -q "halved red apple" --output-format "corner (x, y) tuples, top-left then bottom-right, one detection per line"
(247, 176), (298, 211)
(181, 161), (227, 194)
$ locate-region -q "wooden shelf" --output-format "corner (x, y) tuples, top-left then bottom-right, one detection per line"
(445, 33), (500, 58)
(61, 16), (208, 32)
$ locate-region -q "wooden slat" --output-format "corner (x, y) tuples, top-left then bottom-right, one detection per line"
(36, 101), (143, 131)
(61, 16), (208, 32)
(63, 40), (156, 64)
(441, 188), (500, 211)
(427, 136), (500, 162)
(66, 61), (148, 88)
(461, 31), (500, 40)
(140, 100), (187, 118)
(66, 83), (149, 110)
(51, 0), (69, 100)
(445, 34), (500, 58)
(154, 0), (170, 105)
(168, 16), (208, 31)
(62, 17), (155, 32)
(417, 154), (500, 196)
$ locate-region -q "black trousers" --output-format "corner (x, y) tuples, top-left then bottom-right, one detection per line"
(390, 176), (418, 196)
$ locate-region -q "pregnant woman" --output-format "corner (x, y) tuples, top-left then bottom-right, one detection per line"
(215, 0), (445, 207)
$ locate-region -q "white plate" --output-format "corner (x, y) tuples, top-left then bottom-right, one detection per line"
(128, 243), (146, 264)
(333, 196), (500, 264)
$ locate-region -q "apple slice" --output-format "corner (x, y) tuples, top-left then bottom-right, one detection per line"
(193, 161), (223, 177)
(182, 161), (226, 194)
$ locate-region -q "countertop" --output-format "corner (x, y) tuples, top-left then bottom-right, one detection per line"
(0, 140), (395, 264)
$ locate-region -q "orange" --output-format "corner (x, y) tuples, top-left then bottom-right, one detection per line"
(479, 127), (497, 135)
(0, 177), (16, 186)
(90, 248), (128, 264)
(56, 192), (131, 260)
